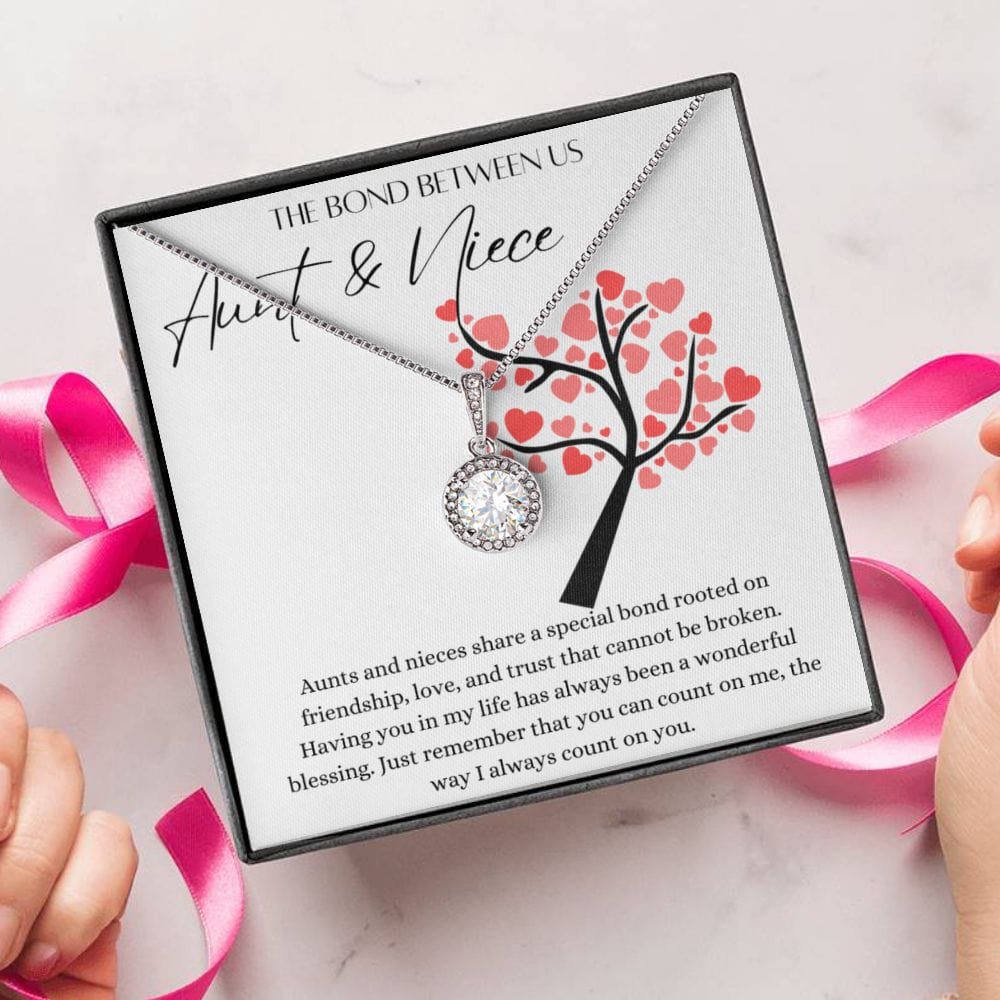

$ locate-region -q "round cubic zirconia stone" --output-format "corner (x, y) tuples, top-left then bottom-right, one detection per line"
(455, 468), (531, 544)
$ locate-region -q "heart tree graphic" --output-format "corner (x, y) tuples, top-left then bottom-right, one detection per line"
(435, 269), (761, 608)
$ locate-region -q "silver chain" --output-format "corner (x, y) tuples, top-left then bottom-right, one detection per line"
(124, 94), (704, 393)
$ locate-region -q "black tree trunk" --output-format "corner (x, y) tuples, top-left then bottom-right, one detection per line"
(560, 465), (635, 608)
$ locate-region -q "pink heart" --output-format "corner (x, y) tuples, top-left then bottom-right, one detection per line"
(699, 436), (718, 456)
(732, 409), (756, 432)
(528, 455), (547, 474)
(605, 307), (625, 325)
(622, 289), (641, 307)
(631, 320), (650, 339)
(515, 367), (534, 386)
(724, 367), (761, 403)
(456, 348), (474, 369)
(621, 343), (649, 374)
(646, 278), (684, 313)
(665, 442), (696, 470)
(504, 408), (543, 443)
(689, 312), (712, 335)
(691, 403), (711, 423)
(481, 360), (504, 390)
(562, 446), (593, 476)
(660, 330), (688, 362)
(643, 414), (667, 437)
(562, 303), (597, 340)
(582, 422), (593, 433)
(552, 415), (575, 438)
(535, 335), (558, 357)
(566, 345), (586, 363)
(696, 338), (716, 356)
(638, 467), (661, 490)
(595, 270), (625, 301)
(472, 315), (510, 350)
(448, 332), (459, 343)
(552, 374), (582, 403)
(698, 361), (709, 371)
(645, 379), (681, 414)
(589, 352), (606, 371)
(435, 299), (457, 322)
(695, 374), (724, 402)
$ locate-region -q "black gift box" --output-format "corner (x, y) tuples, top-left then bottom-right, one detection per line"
(96, 73), (881, 863)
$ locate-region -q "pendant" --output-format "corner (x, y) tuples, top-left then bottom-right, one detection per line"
(443, 372), (543, 551)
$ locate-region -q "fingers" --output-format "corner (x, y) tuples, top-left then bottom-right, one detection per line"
(14, 812), (136, 983)
(980, 407), (1000, 457)
(57, 919), (122, 992)
(0, 729), (83, 970)
(956, 463), (1000, 572)
(965, 564), (1000, 616)
(0, 689), (27, 842)
(957, 412), (1000, 612)
(36, 982), (113, 1000)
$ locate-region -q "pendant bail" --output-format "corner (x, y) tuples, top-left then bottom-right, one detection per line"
(461, 372), (491, 455)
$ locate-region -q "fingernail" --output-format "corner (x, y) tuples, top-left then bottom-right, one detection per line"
(0, 905), (21, 964)
(0, 764), (12, 838)
(17, 941), (59, 981)
(959, 494), (993, 548)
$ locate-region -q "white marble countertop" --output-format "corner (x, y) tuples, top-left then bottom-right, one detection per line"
(2, 2), (998, 997)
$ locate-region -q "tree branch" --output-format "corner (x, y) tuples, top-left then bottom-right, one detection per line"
(499, 435), (626, 467)
(456, 317), (620, 405)
(633, 337), (747, 467)
(668, 334), (699, 436)
(673, 404), (746, 440)
(595, 290), (637, 461)
(524, 369), (554, 393)
(612, 303), (648, 363)
(637, 403), (746, 466)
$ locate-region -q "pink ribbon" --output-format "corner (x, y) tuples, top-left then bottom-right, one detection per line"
(780, 355), (1000, 778)
(0, 375), (241, 1000)
(0, 353), (997, 994)
(0, 374), (165, 648)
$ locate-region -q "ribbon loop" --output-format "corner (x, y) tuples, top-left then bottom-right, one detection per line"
(787, 557), (969, 773)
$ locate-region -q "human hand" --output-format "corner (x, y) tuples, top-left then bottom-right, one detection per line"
(937, 408), (1000, 999)
(0, 686), (137, 999)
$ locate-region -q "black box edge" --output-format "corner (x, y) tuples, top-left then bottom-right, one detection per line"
(96, 72), (883, 865)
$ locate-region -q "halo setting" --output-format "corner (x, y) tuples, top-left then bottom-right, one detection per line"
(444, 455), (542, 551)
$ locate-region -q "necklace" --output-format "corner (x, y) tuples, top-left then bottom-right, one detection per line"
(122, 94), (705, 553)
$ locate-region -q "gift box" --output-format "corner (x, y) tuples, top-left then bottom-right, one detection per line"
(96, 72), (881, 862)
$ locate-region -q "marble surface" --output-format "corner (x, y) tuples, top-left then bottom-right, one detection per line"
(1, 2), (998, 997)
